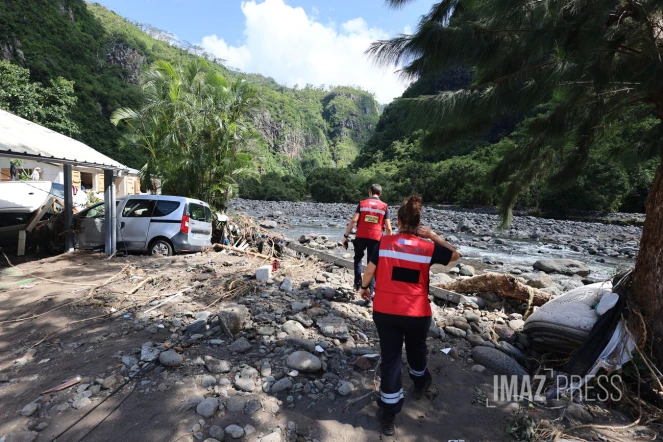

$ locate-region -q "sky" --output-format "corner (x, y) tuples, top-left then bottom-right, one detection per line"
(92, 0), (432, 103)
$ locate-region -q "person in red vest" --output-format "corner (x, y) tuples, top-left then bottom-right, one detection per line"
(359, 195), (460, 435)
(342, 184), (392, 298)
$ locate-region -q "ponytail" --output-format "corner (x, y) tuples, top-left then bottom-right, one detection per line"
(397, 195), (422, 234)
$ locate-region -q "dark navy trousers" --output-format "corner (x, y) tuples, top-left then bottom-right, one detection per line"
(373, 311), (432, 414)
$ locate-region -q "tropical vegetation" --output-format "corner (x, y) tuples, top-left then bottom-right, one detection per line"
(111, 60), (259, 209)
(369, 0), (663, 359)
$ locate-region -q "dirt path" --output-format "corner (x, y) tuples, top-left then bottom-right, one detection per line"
(0, 250), (655, 442)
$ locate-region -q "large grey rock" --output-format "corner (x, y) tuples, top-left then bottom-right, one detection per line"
(533, 259), (590, 277)
(159, 350), (183, 367)
(21, 402), (38, 416)
(209, 425), (225, 440)
(499, 341), (526, 362)
(316, 316), (350, 339)
(270, 378), (293, 393)
(260, 220), (278, 229)
(336, 381), (354, 396)
(196, 397), (219, 418)
(430, 273), (453, 285)
(226, 396), (247, 412)
(523, 273), (554, 289)
(258, 432), (282, 442)
(140, 341), (160, 362)
(204, 356), (231, 373)
(282, 320), (306, 337)
(286, 351), (321, 372)
(72, 397), (91, 409)
(279, 278), (293, 291)
(494, 324), (516, 343)
(234, 374), (256, 392)
(1, 431), (39, 442)
(224, 424), (244, 439)
(285, 337), (316, 352)
(218, 303), (251, 335)
(101, 374), (124, 390)
(457, 219), (476, 232)
(459, 265), (475, 277)
(228, 337), (252, 353)
(444, 326), (467, 338)
(471, 346), (527, 376)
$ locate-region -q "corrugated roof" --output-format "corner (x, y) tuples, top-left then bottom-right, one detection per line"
(0, 109), (127, 170)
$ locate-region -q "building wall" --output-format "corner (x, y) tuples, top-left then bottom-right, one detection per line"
(0, 158), (141, 196)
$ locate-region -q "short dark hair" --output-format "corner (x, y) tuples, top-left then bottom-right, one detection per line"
(369, 184), (382, 196)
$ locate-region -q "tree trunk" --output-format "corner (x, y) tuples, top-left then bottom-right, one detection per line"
(628, 154), (663, 362)
(437, 272), (552, 306)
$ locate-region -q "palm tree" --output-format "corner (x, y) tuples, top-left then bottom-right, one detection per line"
(370, 0), (663, 360)
(111, 60), (260, 209)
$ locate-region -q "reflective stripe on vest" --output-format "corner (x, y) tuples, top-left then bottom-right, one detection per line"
(373, 234), (435, 317)
(355, 198), (388, 241)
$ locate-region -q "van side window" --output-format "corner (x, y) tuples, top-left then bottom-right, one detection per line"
(204, 207), (212, 223)
(188, 203), (207, 222)
(122, 199), (155, 218)
(153, 201), (180, 217)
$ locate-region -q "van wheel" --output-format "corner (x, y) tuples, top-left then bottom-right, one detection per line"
(149, 239), (173, 256)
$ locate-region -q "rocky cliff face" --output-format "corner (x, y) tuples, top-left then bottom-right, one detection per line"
(0, 0), (380, 173)
(105, 42), (146, 83)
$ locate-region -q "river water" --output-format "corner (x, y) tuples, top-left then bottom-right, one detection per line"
(242, 208), (634, 281)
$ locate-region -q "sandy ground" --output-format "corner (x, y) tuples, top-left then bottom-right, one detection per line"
(0, 251), (657, 442)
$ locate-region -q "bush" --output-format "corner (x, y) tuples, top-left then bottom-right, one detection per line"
(538, 159), (630, 214)
(307, 167), (362, 203)
(238, 173), (306, 201)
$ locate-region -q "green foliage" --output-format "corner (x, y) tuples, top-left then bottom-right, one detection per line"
(238, 173), (307, 201)
(0, 60), (79, 135)
(111, 60), (260, 209)
(0, 0), (379, 176)
(368, 0), (663, 224)
(306, 168), (363, 203)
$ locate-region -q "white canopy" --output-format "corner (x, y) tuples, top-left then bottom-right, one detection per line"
(0, 109), (126, 170)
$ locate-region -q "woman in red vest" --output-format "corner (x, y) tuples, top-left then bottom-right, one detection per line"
(359, 195), (460, 435)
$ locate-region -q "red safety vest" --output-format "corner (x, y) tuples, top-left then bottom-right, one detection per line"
(355, 198), (388, 241)
(374, 234), (435, 317)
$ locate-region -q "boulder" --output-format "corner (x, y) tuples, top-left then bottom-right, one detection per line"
(218, 303), (250, 335)
(286, 351), (321, 372)
(204, 356), (231, 373)
(224, 424), (244, 439)
(522, 273), (554, 289)
(533, 259), (590, 277)
(459, 265), (475, 277)
(279, 278), (293, 292)
(196, 397), (219, 418)
(258, 432), (282, 442)
(159, 350), (183, 367)
(259, 220), (278, 229)
(228, 337), (252, 353)
(270, 378), (293, 393)
(471, 346), (527, 377)
(316, 316), (350, 339)
(282, 320), (306, 337)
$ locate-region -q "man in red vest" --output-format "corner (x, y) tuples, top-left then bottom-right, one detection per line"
(343, 184), (392, 298)
(359, 195), (460, 435)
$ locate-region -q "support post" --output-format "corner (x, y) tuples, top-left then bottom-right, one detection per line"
(103, 169), (117, 256)
(63, 164), (74, 253)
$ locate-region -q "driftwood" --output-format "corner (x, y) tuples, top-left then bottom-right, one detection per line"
(437, 272), (552, 306)
(209, 243), (273, 260)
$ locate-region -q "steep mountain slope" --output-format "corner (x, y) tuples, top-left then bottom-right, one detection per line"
(0, 0), (379, 172)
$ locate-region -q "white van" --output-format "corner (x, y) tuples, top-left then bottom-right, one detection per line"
(75, 195), (213, 256)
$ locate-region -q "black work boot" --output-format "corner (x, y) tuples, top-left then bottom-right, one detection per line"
(378, 409), (396, 436)
(413, 371), (433, 400)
